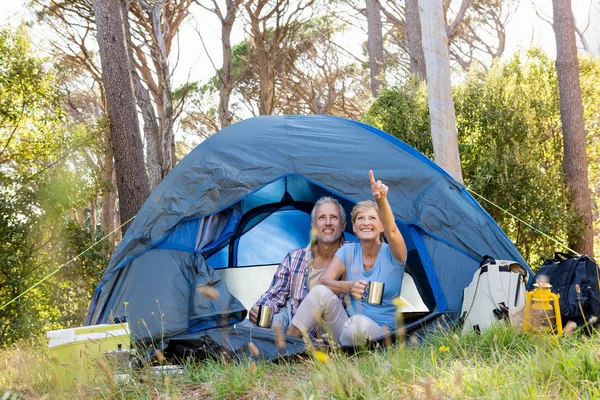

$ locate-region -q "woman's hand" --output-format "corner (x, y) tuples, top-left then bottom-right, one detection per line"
(351, 280), (369, 299)
(368, 169), (407, 263)
(370, 170), (388, 201)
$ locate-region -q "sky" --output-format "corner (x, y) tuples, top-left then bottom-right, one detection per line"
(3, 0), (600, 87)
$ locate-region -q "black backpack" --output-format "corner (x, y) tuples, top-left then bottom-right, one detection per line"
(534, 253), (600, 328)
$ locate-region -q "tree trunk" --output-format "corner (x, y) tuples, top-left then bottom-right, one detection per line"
(101, 148), (117, 241)
(134, 73), (162, 189)
(246, 2), (276, 115)
(552, 0), (594, 257)
(366, 0), (385, 97)
(219, 0), (239, 128)
(405, 0), (426, 81)
(92, 0), (150, 234)
(148, 1), (175, 176)
(418, 0), (463, 183)
(89, 199), (97, 233)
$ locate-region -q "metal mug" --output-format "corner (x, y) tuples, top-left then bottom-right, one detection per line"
(363, 281), (385, 305)
(256, 305), (274, 328)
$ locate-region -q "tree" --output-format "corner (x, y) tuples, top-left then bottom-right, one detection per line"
(374, 0), (512, 78)
(0, 25), (111, 342)
(365, 0), (385, 96)
(127, 0), (194, 188)
(92, 0), (150, 234)
(35, 0), (195, 193)
(34, 0), (120, 236)
(418, 0), (463, 182)
(404, 0), (426, 80)
(365, 49), (595, 267)
(181, 14), (371, 136)
(0, 25), (60, 342)
(552, 0), (595, 257)
(200, 0), (243, 129)
(243, 0), (315, 115)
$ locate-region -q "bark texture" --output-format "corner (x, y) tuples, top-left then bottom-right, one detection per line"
(92, 0), (150, 234)
(418, 0), (463, 183)
(217, 0), (242, 128)
(405, 0), (426, 81)
(366, 0), (385, 96)
(552, 0), (594, 257)
(101, 148), (118, 242)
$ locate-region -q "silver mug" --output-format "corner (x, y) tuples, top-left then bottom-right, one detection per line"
(256, 305), (274, 328)
(363, 281), (385, 305)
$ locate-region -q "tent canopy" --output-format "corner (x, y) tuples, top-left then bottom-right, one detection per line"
(86, 115), (531, 355)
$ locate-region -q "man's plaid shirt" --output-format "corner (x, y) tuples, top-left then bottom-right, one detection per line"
(255, 240), (347, 317)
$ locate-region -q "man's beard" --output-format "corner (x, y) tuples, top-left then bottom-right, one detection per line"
(317, 232), (342, 245)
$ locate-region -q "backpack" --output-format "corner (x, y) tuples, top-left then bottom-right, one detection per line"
(534, 253), (600, 328)
(460, 255), (529, 334)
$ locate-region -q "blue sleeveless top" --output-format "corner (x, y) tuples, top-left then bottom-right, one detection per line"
(335, 242), (406, 329)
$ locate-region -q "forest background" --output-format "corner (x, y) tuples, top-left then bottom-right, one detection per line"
(1, 0), (600, 345)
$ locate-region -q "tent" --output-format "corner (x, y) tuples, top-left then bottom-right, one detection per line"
(86, 115), (532, 359)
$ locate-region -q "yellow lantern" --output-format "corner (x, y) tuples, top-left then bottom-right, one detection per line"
(523, 282), (563, 335)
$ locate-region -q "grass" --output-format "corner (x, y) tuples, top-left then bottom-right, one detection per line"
(2, 322), (600, 399)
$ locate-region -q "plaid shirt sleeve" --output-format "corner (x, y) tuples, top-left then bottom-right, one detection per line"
(254, 253), (293, 313)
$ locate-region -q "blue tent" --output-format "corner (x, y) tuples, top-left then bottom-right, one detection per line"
(86, 115), (531, 358)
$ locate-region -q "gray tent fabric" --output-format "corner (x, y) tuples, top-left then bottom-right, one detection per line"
(87, 114), (531, 350)
(103, 250), (246, 340)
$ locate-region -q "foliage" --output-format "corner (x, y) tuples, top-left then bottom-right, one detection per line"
(0, 25), (111, 344)
(0, 25), (66, 344)
(51, 220), (112, 329)
(364, 49), (599, 268)
(182, 12), (371, 137)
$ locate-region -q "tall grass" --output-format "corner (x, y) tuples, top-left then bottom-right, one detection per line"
(2, 324), (600, 399)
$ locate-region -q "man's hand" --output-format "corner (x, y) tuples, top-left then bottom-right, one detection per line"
(351, 280), (369, 300)
(249, 305), (259, 324)
(369, 170), (388, 200)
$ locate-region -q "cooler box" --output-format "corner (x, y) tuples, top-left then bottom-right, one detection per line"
(47, 323), (130, 387)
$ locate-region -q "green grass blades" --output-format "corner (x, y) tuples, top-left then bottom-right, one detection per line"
(3, 325), (600, 399)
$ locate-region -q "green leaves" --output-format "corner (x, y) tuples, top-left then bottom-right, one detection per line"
(365, 49), (599, 268)
(0, 25), (113, 344)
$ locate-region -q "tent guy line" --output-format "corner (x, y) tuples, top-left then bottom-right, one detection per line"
(466, 187), (579, 256)
(0, 215), (136, 312)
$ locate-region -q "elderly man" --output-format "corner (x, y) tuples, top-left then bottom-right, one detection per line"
(249, 196), (347, 334)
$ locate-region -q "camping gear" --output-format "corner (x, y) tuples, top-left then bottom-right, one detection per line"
(257, 305), (274, 328)
(523, 282), (563, 334)
(47, 323), (130, 387)
(534, 253), (600, 328)
(85, 115), (532, 359)
(364, 281), (385, 305)
(460, 256), (529, 334)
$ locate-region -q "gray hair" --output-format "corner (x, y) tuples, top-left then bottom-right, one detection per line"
(351, 200), (379, 223)
(310, 196), (347, 225)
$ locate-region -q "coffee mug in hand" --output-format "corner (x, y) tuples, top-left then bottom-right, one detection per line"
(363, 281), (385, 305)
(256, 305), (274, 328)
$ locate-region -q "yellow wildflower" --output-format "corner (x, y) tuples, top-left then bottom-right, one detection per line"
(314, 350), (330, 362)
(392, 297), (406, 307)
(310, 227), (318, 244)
(438, 346), (449, 352)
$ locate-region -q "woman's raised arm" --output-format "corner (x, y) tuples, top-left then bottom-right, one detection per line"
(370, 170), (407, 263)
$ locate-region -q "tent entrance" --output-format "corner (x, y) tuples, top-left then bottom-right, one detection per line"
(199, 175), (437, 320)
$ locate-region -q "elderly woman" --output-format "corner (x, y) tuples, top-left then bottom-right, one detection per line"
(288, 171), (407, 346)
